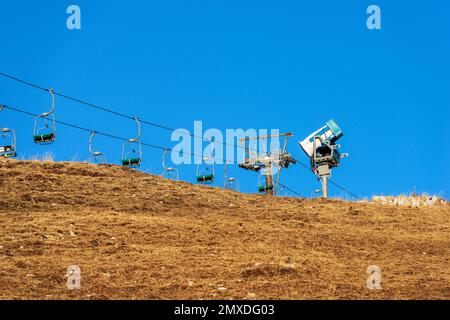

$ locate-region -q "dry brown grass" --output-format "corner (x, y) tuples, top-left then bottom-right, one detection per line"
(0, 159), (448, 300)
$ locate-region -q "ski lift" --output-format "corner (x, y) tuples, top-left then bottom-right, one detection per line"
(33, 88), (56, 144)
(161, 148), (179, 180)
(88, 131), (106, 164)
(224, 161), (239, 191)
(0, 105), (17, 158)
(258, 166), (274, 194)
(121, 117), (142, 167)
(196, 138), (215, 184)
(0, 128), (17, 158)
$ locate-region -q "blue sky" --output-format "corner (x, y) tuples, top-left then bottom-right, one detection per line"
(0, 1), (449, 199)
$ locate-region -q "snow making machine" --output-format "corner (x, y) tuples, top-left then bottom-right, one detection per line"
(298, 119), (348, 198)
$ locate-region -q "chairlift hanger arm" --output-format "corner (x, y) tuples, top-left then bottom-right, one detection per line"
(224, 160), (234, 179)
(162, 148), (169, 169)
(203, 137), (215, 160)
(129, 117), (141, 142)
(42, 88), (55, 116)
(89, 131), (96, 153)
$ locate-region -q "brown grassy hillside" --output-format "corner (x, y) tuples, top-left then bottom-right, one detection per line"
(0, 159), (448, 300)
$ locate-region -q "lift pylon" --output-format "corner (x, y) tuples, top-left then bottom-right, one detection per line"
(238, 132), (295, 195)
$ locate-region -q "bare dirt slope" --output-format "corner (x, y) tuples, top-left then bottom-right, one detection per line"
(0, 159), (448, 300)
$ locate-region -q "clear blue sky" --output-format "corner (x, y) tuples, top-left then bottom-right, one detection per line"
(0, 1), (449, 199)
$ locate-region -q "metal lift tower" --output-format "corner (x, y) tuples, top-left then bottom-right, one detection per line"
(238, 132), (296, 196)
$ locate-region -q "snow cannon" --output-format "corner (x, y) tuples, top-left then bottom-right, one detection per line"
(298, 119), (348, 199)
(299, 119), (344, 158)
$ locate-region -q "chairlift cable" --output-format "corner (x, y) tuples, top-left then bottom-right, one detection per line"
(290, 156), (361, 200)
(328, 180), (362, 200)
(277, 183), (302, 197)
(0, 72), (257, 153)
(1, 103), (226, 162)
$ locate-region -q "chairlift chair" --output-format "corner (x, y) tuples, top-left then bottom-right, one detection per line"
(0, 105), (17, 158)
(258, 166), (274, 194)
(196, 138), (215, 184)
(223, 161), (240, 191)
(33, 88), (56, 144)
(161, 148), (179, 180)
(121, 117), (142, 168)
(88, 131), (106, 164)
(0, 128), (17, 158)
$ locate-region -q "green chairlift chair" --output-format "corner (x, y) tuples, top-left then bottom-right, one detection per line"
(33, 88), (56, 145)
(196, 138), (215, 184)
(121, 117), (142, 168)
